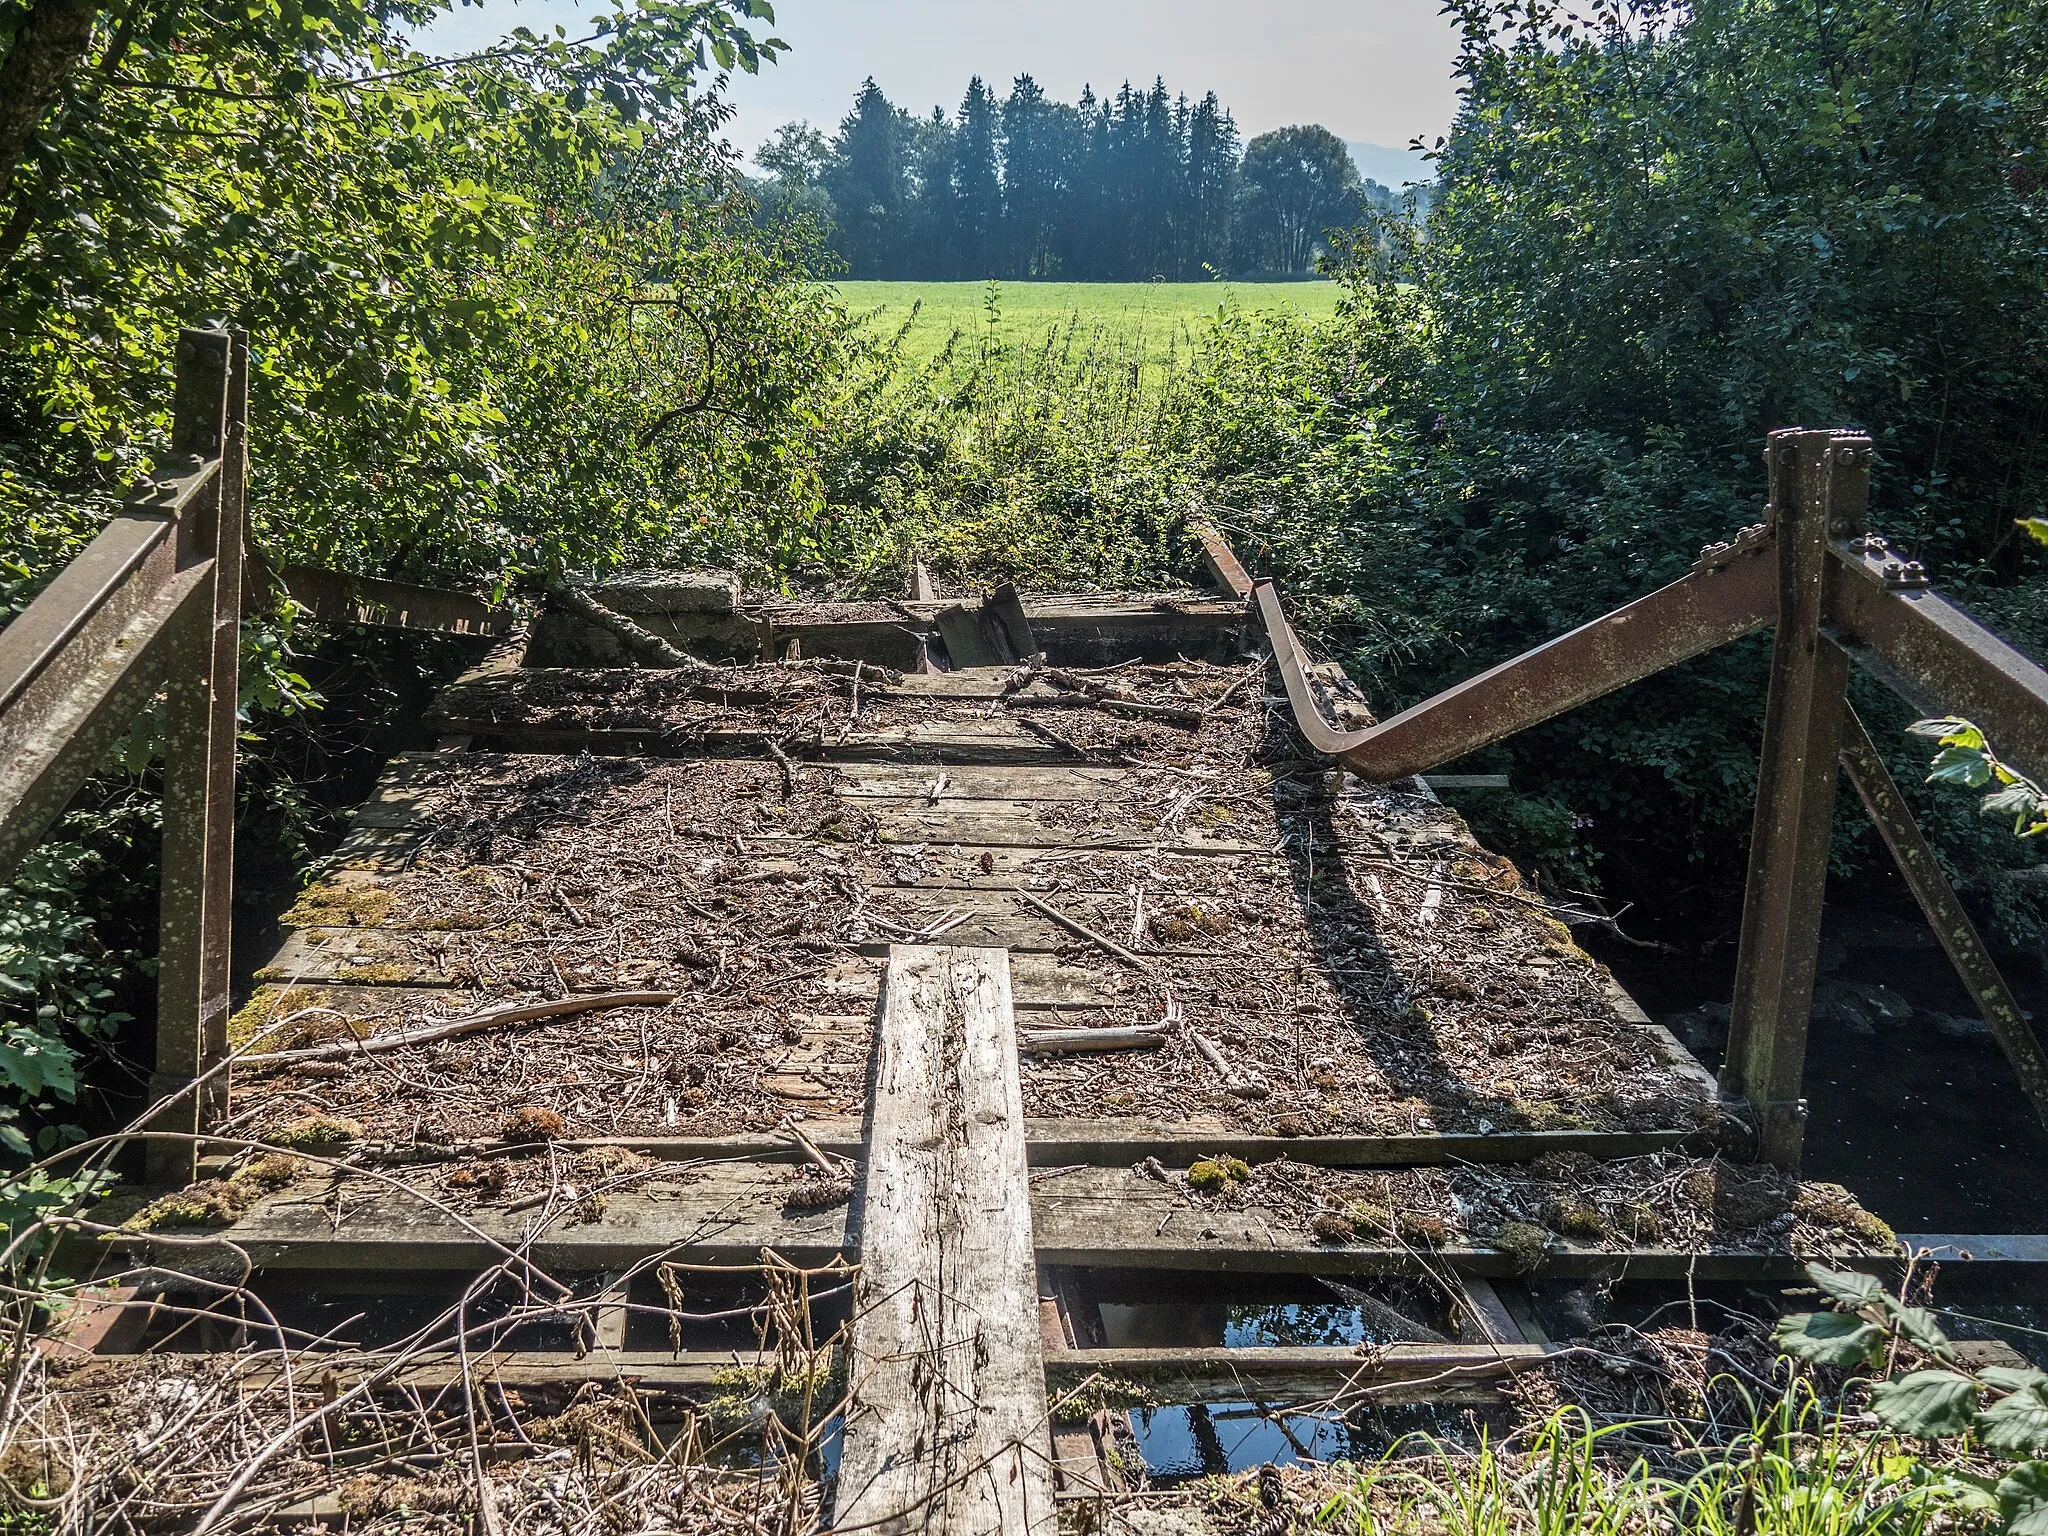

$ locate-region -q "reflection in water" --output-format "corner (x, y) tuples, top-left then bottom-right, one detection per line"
(1130, 1402), (1478, 1480)
(1098, 1289), (1445, 1350)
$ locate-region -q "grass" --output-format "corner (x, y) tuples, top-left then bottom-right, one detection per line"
(831, 278), (1344, 377)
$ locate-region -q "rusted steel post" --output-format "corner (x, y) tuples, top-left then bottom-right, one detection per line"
(1837, 703), (2048, 1126)
(148, 327), (244, 1187)
(1721, 429), (1867, 1168)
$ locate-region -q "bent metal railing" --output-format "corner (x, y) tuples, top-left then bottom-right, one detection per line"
(0, 328), (512, 1188)
(1208, 426), (2048, 1167)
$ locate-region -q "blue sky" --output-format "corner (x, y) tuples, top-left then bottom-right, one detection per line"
(418, 0), (1462, 180)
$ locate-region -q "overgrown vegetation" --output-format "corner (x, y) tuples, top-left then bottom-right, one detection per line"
(1287, 1262), (2048, 1536)
(1190, 0), (2048, 927)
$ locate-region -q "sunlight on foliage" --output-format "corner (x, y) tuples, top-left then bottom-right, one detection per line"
(1910, 719), (2048, 838)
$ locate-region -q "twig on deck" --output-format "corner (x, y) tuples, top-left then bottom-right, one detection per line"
(762, 735), (796, 798)
(777, 1118), (849, 1175)
(243, 991), (677, 1066)
(1018, 1025), (1170, 1055)
(1189, 1028), (1269, 1100)
(1014, 713), (1099, 760)
(1009, 886), (1153, 971)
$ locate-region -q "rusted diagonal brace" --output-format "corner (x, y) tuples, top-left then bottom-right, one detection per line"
(0, 551), (214, 881)
(1252, 536), (1780, 781)
(1825, 541), (2048, 786)
(1838, 702), (2048, 1127)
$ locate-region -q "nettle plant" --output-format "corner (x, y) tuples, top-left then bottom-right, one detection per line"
(1775, 1263), (2048, 1533)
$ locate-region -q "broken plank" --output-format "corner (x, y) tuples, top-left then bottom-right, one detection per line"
(837, 946), (1055, 1536)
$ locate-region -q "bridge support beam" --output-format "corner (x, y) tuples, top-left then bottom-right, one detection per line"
(148, 328), (246, 1187)
(1721, 429), (1868, 1168)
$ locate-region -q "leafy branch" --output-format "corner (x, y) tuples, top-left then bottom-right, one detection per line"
(1909, 719), (2048, 838)
(1776, 1262), (2048, 1533)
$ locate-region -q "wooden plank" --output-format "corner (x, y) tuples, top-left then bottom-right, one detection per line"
(837, 764), (1136, 802)
(106, 1158), (1869, 1282)
(1902, 1234), (2048, 1265)
(865, 802), (1260, 852)
(101, 1163), (855, 1272)
(462, 721), (1077, 764)
(1454, 1276), (1524, 1346)
(1018, 1122), (1696, 1167)
(231, 1350), (774, 1391)
(837, 946), (1055, 1536)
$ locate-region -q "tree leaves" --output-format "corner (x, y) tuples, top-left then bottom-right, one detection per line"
(1982, 1375), (2048, 1456)
(1806, 1263), (1890, 1310)
(1873, 1371), (1981, 1438)
(1910, 720), (2048, 836)
(1999, 1461), (2048, 1535)
(1773, 1308), (1884, 1366)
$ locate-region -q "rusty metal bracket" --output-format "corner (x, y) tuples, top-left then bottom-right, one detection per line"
(1252, 536), (1779, 781)
(1824, 539), (2048, 786)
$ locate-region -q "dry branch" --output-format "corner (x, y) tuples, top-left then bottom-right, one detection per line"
(1018, 1025), (1171, 1055)
(550, 585), (703, 668)
(243, 991), (677, 1066)
(1009, 886), (1153, 970)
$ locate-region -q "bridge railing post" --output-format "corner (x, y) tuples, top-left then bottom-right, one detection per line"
(146, 327), (247, 1187)
(1720, 428), (1869, 1168)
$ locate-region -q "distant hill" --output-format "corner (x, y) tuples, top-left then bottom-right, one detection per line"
(1347, 141), (1433, 188)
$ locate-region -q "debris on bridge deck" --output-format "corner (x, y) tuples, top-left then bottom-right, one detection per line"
(129, 640), (1892, 1269)
(78, 581), (1908, 1526)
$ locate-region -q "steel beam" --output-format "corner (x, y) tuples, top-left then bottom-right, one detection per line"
(1253, 530), (1778, 779)
(149, 328), (244, 1188)
(1826, 541), (2048, 786)
(1838, 703), (2048, 1126)
(1191, 520), (1255, 600)
(0, 562), (211, 879)
(1721, 430), (1867, 1168)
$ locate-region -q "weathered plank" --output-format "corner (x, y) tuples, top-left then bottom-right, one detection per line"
(836, 764), (1138, 802)
(837, 946), (1055, 1536)
(98, 1157), (1885, 1281)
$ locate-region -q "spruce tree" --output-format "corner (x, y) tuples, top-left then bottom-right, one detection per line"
(823, 79), (906, 277)
(952, 77), (1002, 279)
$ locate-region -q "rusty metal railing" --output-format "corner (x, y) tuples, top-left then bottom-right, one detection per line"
(0, 329), (515, 1187)
(0, 328), (247, 1186)
(1205, 426), (2048, 1166)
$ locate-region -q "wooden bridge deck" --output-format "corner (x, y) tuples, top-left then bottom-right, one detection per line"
(82, 582), (1948, 1511)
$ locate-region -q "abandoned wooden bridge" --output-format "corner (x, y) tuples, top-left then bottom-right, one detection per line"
(5, 328), (2048, 1528)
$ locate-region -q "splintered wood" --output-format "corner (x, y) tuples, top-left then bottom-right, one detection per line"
(837, 947), (1053, 1536)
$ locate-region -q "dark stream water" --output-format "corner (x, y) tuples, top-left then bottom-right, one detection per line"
(1582, 900), (2048, 1234)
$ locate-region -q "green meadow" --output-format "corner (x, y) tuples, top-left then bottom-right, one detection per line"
(831, 279), (1344, 373)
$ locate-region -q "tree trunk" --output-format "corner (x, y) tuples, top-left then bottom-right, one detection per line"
(0, 0), (98, 205)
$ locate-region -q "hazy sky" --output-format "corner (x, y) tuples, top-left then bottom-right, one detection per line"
(421, 0), (1464, 167)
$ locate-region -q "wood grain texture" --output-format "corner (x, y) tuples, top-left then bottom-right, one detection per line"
(837, 946), (1055, 1536)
